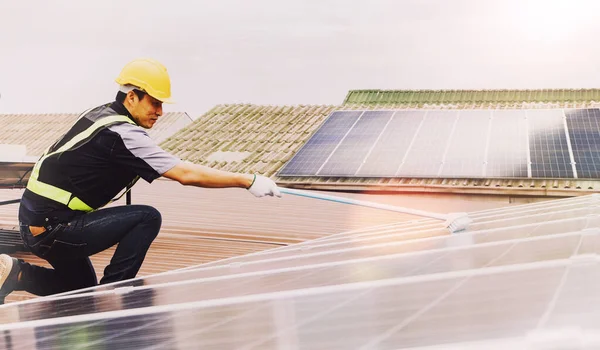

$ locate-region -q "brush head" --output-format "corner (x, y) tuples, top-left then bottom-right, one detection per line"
(444, 212), (473, 234)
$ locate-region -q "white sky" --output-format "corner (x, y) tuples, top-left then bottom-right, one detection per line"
(2, 0), (600, 117)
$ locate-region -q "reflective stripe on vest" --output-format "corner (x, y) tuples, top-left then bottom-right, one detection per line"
(27, 115), (136, 212)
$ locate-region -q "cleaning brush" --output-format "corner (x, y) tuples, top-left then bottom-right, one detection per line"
(280, 188), (472, 234)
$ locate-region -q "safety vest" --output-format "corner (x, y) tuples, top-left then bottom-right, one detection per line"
(26, 112), (138, 212)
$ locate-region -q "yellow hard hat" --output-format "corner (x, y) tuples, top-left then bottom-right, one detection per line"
(115, 58), (174, 103)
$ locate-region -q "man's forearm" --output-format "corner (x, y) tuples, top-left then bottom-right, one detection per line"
(163, 161), (254, 188)
(188, 163), (254, 188)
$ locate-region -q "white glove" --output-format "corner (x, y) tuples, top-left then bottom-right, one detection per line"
(248, 174), (282, 198)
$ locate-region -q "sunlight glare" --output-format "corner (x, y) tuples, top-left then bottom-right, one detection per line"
(516, 0), (600, 43)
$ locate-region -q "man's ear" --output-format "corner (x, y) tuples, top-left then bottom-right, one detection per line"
(127, 90), (138, 105)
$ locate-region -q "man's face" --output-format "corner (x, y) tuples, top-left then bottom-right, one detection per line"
(127, 91), (163, 129)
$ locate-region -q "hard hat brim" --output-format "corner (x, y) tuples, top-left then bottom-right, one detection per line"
(157, 96), (175, 104)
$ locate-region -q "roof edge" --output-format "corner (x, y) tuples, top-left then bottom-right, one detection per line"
(343, 89), (600, 105)
(276, 181), (598, 198)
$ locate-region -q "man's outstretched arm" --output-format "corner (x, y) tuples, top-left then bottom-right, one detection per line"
(162, 161), (281, 197)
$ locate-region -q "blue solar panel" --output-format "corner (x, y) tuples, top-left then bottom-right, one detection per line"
(565, 108), (600, 179)
(485, 110), (529, 178)
(438, 110), (491, 178)
(397, 111), (458, 177)
(278, 111), (362, 176)
(356, 111), (424, 177)
(527, 109), (573, 178)
(318, 111), (393, 176)
(278, 108), (598, 179)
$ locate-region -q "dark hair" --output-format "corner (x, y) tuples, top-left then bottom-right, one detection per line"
(115, 89), (146, 103)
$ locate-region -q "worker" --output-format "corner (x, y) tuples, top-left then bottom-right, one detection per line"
(0, 58), (281, 304)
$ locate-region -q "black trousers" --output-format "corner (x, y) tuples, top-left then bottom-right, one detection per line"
(17, 205), (161, 296)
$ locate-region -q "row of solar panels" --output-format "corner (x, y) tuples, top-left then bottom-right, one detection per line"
(279, 108), (600, 179)
(2, 195), (600, 348)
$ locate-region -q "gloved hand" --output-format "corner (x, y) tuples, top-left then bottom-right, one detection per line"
(248, 174), (282, 198)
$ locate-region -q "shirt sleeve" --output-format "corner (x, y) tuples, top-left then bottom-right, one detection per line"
(108, 123), (181, 182)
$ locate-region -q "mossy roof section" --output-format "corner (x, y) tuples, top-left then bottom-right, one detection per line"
(159, 104), (337, 177)
(343, 89), (600, 108)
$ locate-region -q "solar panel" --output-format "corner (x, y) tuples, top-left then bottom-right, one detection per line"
(527, 109), (574, 178)
(0, 264), (573, 349)
(485, 110), (529, 178)
(318, 111), (393, 176)
(42, 195), (596, 298)
(279, 108), (600, 179)
(397, 111), (458, 177)
(278, 111), (362, 176)
(0, 232), (588, 321)
(356, 111), (424, 177)
(2, 195), (600, 348)
(565, 108), (600, 178)
(438, 110), (491, 177)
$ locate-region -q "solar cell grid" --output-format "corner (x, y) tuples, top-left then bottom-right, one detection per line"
(484, 110), (529, 178)
(32, 196), (596, 304)
(279, 108), (600, 179)
(2, 195), (600, 349)
(527, 109), (574, 178)
(373, 266), (568, 349)
(566, 108), (600, 179)
(277, 111), (362, 176)
(357, 111), (424, 177)
(439, 110), (491, 177)
(3, 220), (593, 327)
(397, 111), (458, 177)
(5, 262), (597, 350)
(318, 111), (393, 176)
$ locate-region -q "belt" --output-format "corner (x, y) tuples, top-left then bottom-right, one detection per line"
(29, 226), (47, 237)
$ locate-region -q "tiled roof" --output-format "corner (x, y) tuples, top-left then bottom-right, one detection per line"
(161, 104), (600, 196)
(160, 104), (337, 176)
(0, 111), (192, 157)
(343, 89), (600, 108)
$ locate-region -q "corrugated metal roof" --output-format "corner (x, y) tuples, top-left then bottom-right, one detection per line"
(343, 89), (600, 107)
(160, 104), (600, 196)
(0, 111), (192, 157)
